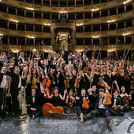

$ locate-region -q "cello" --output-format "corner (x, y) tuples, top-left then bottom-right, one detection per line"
(42, 76), (51, 99)
(42, 103), (77, 118)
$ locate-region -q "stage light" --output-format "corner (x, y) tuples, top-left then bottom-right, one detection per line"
(26, 7), (34, 11)
(91, 8), (99, 12)
(27, 35), (35, 39)
(107, 20), (116, 23)
(123, 0), (132, 5)
(10, 19), (19, 23)
(92, 35), (100, 38)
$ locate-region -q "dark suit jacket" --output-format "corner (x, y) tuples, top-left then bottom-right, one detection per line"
(27, 95), (40, 110)
(110, 97), (122, 106)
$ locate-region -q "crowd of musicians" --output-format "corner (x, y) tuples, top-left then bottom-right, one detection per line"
(0, 48), (134, 127)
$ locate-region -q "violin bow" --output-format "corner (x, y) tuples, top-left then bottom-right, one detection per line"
(124, 47), (130, 62)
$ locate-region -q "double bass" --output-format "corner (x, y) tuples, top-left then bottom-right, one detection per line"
(42, 76), (51, 99)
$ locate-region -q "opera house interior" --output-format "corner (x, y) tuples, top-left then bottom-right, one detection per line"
(0, 1), (134, 134)
(0, 0), (133, 59)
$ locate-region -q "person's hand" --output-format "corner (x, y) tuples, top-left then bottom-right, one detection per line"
(64, 89), (67, 94)
(31, 108), (37, 111)
(114, 80), (118, 85)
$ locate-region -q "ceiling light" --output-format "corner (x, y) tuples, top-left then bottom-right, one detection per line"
(0, 33), (3, 36)
(122, 32), (131, 36)
(107, 20), (116, 23)
(10, 19), (19, 23)
(123, 0), (132, 5)
(44, 23), (51, 26)
(12, 49), (19, 53)
(76, 23), (83, 26)
(92, 35), (100, 38)
(26, 7), (34, 11)
(107, 50), (115, 52)
(27, 35), (35, 39)
(91, 8), (99, 12)
(59, 11), (67, 13)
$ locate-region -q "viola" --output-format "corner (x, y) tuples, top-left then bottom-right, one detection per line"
(42, 103), (77, 118)
(42, 78), (51, 99)
(82, 98), (90, 109)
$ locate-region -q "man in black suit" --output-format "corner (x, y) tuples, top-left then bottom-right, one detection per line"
(10, 66), (22, 115)
(109, 90), (123, 116)
(80, 88), (114, 127)
(27, 89), (41, 118)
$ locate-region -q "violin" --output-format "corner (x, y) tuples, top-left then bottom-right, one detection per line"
(103, 91), (112, 105)
(31, 78), (38, 89)
(74, 78), (80, 89)
(82, 97), (90, 109)
(65, 79), (70, 89)
(68, 97), (75, 108)
(83, 67), (91, 76)
(99, 78), (111, 105)
(42, 103), (77, 118)
(112, 105), (121, 110)
(124, 71), (130, 81)
(130, 79), (134, 90)
(123, 94), (132, 105)
(42, 77), (51, 99)
(98, 78), (111, 90)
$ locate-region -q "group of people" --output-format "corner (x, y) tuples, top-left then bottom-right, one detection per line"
(0, 48), (134, 128)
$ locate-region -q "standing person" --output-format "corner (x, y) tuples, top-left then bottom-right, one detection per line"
(0, 66), (8, 118)
(10, 66), (22, 115)
(80, 88), (114, 127)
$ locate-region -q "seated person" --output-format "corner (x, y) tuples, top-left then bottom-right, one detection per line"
(79, 89), (90, 115)
(109, 90), (123, 116)
(48, 87), (67, 106)
(80, 88), (114, 127)
(27, 88), (41, 118)
(64, 89), (80, 115)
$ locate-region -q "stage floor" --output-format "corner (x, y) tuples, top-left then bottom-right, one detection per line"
(0, 112), (134, 134)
